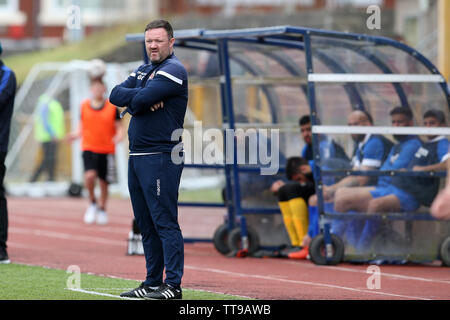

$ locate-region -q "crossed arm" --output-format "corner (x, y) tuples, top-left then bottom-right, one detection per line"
(110, 74), (180, 115)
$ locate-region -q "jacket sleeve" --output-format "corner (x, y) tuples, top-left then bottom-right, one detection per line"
(127, 66), (186, 116)
(41, 104), (56, 138)
(109, 68), (141, 107)
(0, 68), (16, 108)
(394, 140), (422, 169)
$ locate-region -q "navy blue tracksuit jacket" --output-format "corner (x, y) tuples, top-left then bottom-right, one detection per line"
(0, 60), (16, 153)
(110, 53), (188, 288)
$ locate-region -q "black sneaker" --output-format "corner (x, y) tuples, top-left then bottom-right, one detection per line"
(144, 283), (182, 300)
(120, 282), (156, 298)
(0, 248), (10, 264)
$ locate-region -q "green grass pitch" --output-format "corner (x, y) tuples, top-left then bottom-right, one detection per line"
(0, 264), (249, 300)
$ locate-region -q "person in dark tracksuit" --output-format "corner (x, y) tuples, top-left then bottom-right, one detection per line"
(0, 42), (17, 264)
(110, 20), (187, 300)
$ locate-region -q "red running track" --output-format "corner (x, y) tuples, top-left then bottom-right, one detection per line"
(6, 197), (450, 300)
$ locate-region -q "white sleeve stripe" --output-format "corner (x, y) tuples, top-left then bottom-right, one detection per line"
(361, 159), (382, 167)
(156, 71), (183, 85)
(441, 153), (450, 163)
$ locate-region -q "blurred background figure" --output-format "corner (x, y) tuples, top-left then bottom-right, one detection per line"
(0, 41), (17, 264)
(67, 60), (124, 225)
(29, 94), (65, 182)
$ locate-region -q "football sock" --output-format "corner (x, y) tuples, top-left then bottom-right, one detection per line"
(279, 201), (300, 246)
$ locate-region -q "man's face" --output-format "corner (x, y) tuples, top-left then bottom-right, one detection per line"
(91, 82), (105, 100)
(423, 116), (443, 140)
(347, 112), (371, 142)
(300, 123), (312, 145)
(391, 113), (412, 127)
(145, 28), (175, 64)
(292, 164), (312, 183)
(391, 113), (412, 141)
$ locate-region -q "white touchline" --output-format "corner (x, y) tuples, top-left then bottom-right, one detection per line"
(67, 288), (141, 300)
(184, 265), (432, 300)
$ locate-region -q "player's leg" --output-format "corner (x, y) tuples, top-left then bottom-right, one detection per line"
(0, 152), (10, 263)
(277, 184), (301, 247)
(95, 153), (110, 225)
(133, 153), (184, 288)
(334, 186), (375, 213)
(367, 194), (401, 213)
(29, 143), (46, 182)
(143, 152), (184, 289)
(367, 185), (418, 213)
(128, 155), (165, 287)
(82, 151), (99, 224)
(45, 141), (58, 182)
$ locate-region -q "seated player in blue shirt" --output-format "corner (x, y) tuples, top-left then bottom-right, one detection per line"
(311, 110), (392, 205)
(297, 110), (391, 259)
(334, 106), (422, 214)
(332, 107), (423, 252)
(391, 109), (449, 208)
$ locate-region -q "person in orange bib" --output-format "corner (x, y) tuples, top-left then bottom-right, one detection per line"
(68, 77), (124, 225)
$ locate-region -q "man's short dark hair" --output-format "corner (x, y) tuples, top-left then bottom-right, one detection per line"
(299, 115), (311, 127)
(390, 106), (413, 121)
(423, 109), (446, 124)
(286, 156), (309, 180)
(145, 19), (174, 39)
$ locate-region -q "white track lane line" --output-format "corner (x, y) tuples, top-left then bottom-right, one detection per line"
(10, 227), (124, 247)
(321, 265), (450, 284)
(185, 265), (433, 300)
(12, 215), (128, 234)
(11, 210), (133, 225)
(279, 260), (450, 285)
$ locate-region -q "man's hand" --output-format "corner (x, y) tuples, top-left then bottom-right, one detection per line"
(270, 180), (285, 194)
(150, 101), (164, 111)
(322, 185), (335, 201)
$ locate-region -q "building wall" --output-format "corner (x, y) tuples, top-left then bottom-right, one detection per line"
(160, 0), (398, 16)
(160, 0), (326, 16)
(394, 0), (438, 62)
(0, 0), (27, 38)
(0, 0), (159, 42)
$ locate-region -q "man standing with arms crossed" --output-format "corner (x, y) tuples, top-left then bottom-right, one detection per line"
(0, 42), (16, 264)
(110, 20), (188, 300)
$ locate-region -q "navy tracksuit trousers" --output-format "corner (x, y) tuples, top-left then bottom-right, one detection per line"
(128, 152), (184, 288)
